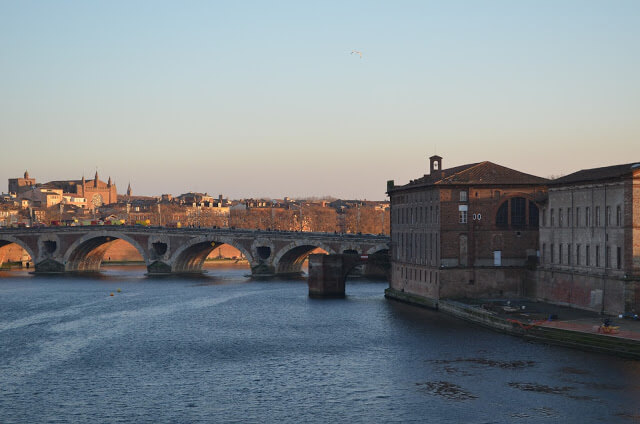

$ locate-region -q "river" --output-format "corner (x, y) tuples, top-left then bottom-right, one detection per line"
(1, 264), (639, 423)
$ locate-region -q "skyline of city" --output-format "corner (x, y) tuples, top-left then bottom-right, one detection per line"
(2, 1), (639, 199)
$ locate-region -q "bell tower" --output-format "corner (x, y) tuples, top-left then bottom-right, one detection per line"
(429, 155), (442, 175)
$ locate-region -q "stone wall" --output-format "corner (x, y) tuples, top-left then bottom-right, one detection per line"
(439, 267), (524, 299)
(533, 268), (637, 315)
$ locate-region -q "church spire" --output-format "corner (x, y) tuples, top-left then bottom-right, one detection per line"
(107, 176), (112, 187)
(94, 170), (99, 187)
(127, 182), (132, 197)
(24, 170), (29, 179)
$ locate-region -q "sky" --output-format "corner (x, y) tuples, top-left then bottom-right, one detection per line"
(1, 1), (639, 200)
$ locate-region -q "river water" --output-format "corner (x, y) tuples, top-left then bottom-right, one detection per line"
(1, 264), (639, 423)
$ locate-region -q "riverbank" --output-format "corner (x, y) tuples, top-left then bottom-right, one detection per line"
(0, 262), (31, 270)
(385, 288), (640, 360)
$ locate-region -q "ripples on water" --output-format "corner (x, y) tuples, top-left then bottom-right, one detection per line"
(1, 265), (639, 423)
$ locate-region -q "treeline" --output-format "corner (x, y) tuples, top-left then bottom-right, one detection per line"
(161, 204), (389, 234)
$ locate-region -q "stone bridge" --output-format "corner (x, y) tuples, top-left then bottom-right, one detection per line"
(0, 227), (389, 277)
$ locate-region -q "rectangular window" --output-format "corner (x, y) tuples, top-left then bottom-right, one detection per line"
(605, 245), (610, 268)
(551, 244), (555, 264)
(576, 208), (581, 227)
(617, 247), (622, 269)
(567, 244), (572, 265)
(430, 233), (433, 262)
(542, 243), (546, 264)
(559, 244), (563, 264)
(559, 208), (563, 227)
(567, 207), (572, 227)
(596, 245), (600, 267)
(460, 191), (468, 202)
(616, 206), (622, 226)
(459, 210), (467, 223)
(576, 244), (581, 265)
(606, 206), (611, 226)
(586, 207), (591, 227)
(586, 245), (590, 266)
(542, 209), (547, 226)
(596, 206), (600, 227)
(550, 209), (555, 227)
(459, 205), (468, 224)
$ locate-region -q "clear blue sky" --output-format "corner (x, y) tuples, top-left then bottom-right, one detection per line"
(1, 1), (639, 199)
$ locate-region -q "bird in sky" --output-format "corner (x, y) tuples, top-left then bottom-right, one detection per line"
(350, 50), (363, 59)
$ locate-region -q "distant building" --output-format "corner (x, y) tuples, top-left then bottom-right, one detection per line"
(537, 163), (640, 314)
(20, 187), (64, 208)
(386, 155), (548, 307)
(176, 192), (214, 206)
(42, 171), (117, 209)
(8, 170), (36, 195)
(0, 205), (20, 227)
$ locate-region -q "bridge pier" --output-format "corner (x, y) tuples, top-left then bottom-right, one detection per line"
(34, 260), (65, 273)
(250, 262), (277, 278)
(146, 261), (172, 275)
(308, 254), (347, 298)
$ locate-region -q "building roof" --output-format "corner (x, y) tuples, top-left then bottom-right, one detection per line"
(40, 180), (82, 190)
(391, 161), (548, 192)
(550, 162), (640, 185)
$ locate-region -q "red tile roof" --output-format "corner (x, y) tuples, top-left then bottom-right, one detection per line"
(392, 161), (548, 191)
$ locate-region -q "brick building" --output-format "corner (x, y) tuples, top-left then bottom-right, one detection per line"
(536, 163), (640, 314)
(8, 170), (36, 195)
(386, 155), (548, 307)
(43, 171), (117, 209)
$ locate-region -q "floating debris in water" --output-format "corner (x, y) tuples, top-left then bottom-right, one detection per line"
(508, 382), (573, 395)
(443, 365), (474, 376)
(428, 358), (536, 369)
(511, 407), (558, 419)
(416, 381), (477, 401)
(558, 366), (590, 375)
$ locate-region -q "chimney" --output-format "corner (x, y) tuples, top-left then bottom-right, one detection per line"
(429, 155), (442, 175)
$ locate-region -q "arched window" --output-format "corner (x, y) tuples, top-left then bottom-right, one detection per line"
(529, 201), (539, 227)
(496, 202), (508, 227)
(495, 197), (539, 229)
(511, 198), (526, 227)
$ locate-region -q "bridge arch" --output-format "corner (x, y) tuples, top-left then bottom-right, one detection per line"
(63, 231), (149, 272)
(273, 240), (337, 275)
(169, 235), (255, 273)
(0, 235), (35, 267)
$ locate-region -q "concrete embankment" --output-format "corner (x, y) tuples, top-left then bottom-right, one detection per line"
(385, 288), (640, 360)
